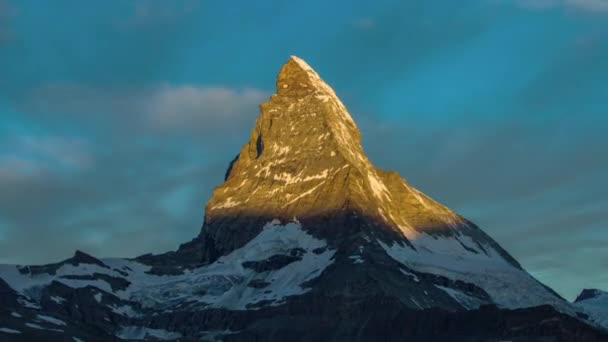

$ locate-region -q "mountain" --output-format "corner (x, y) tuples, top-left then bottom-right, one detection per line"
(575, 289), (608, 329)
(1, 56), (606, 341)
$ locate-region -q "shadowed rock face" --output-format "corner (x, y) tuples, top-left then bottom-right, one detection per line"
(17, 250), (111, 276)
(576, 289), (607, 303)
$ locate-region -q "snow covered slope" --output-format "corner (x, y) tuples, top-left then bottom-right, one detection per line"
(575, 289), (608, 329)
(0, 220), (334, 310)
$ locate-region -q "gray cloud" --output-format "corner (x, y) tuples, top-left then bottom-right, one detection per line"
(0, 0), (16, 44)
(0, 81), (267, 265)
(17, 83), (268, 134)
(514, 0), (608, 12)
(353, 18), (375, 30)
(113, 0), (201, 30)
(0, 133), (230, 264)
(146, 85), (268, 130)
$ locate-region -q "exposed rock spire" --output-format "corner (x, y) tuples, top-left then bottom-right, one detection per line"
(205, 56), (466, 241)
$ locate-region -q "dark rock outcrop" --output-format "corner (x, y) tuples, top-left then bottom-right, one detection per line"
(576, 289), (606, 303)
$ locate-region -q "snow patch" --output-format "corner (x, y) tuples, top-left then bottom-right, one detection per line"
(378, 239), (568, 310)
(367, 171), (390, 201)
(116, 326), (182, 340)
(25, 322), (62, 332)
(18, 298), (41, 309)
(306, 169), (329, 180)
(50, 296), (66, 304)
(211, 197), (240, 209)
(410, 296), (422, 309)
(94, 292), (103, 303)
(273, 144), (290, 156)
(282, 182), (324, 207)
(36, 314), (66, 326)
(399, 269), (419, 282)
(435, 285), (484, 310)
(200, 329), (239, 341)
(0, 328), (21, 334)
(110, 304), (141, 318)
(272, 169), (329, 185)
(348, 255), (364, 264)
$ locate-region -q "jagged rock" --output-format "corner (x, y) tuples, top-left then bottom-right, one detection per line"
(0, 278), (18, 307)
(17, 250), (109, 276)
(576, 289), (606, 303)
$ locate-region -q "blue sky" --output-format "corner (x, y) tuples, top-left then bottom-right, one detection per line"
(0, 0), (607, 300)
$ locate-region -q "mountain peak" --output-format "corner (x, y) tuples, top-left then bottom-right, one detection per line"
(201, 56), (503, 252)
(208, 56), (380, 220)
(189, 56), (521, 274)
(276, 56), (329, 96)
(575, 289), (607, 303)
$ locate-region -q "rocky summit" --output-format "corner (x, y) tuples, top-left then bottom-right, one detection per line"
(1, 56), (607, 341)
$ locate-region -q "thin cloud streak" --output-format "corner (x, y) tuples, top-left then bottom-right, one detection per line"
(516, 0), (608, 12)
(17, 83), (269, 133)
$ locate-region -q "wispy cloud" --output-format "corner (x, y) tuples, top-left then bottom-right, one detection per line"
(353, 18), (375, 30)
(16, 135), (94, 170)
(516, 0), (608, 12)
(0, 130), (226, 264)
(113, 0), (200, 30)
(19, 83), (269, 132)
(0, 155), (41, 181)
(0, 135), (93, 179)
(0, 0), (17, 43)
(145, 85), (268, 130)
(567, 0), (608, 11)
(0, 81), (267, 264)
